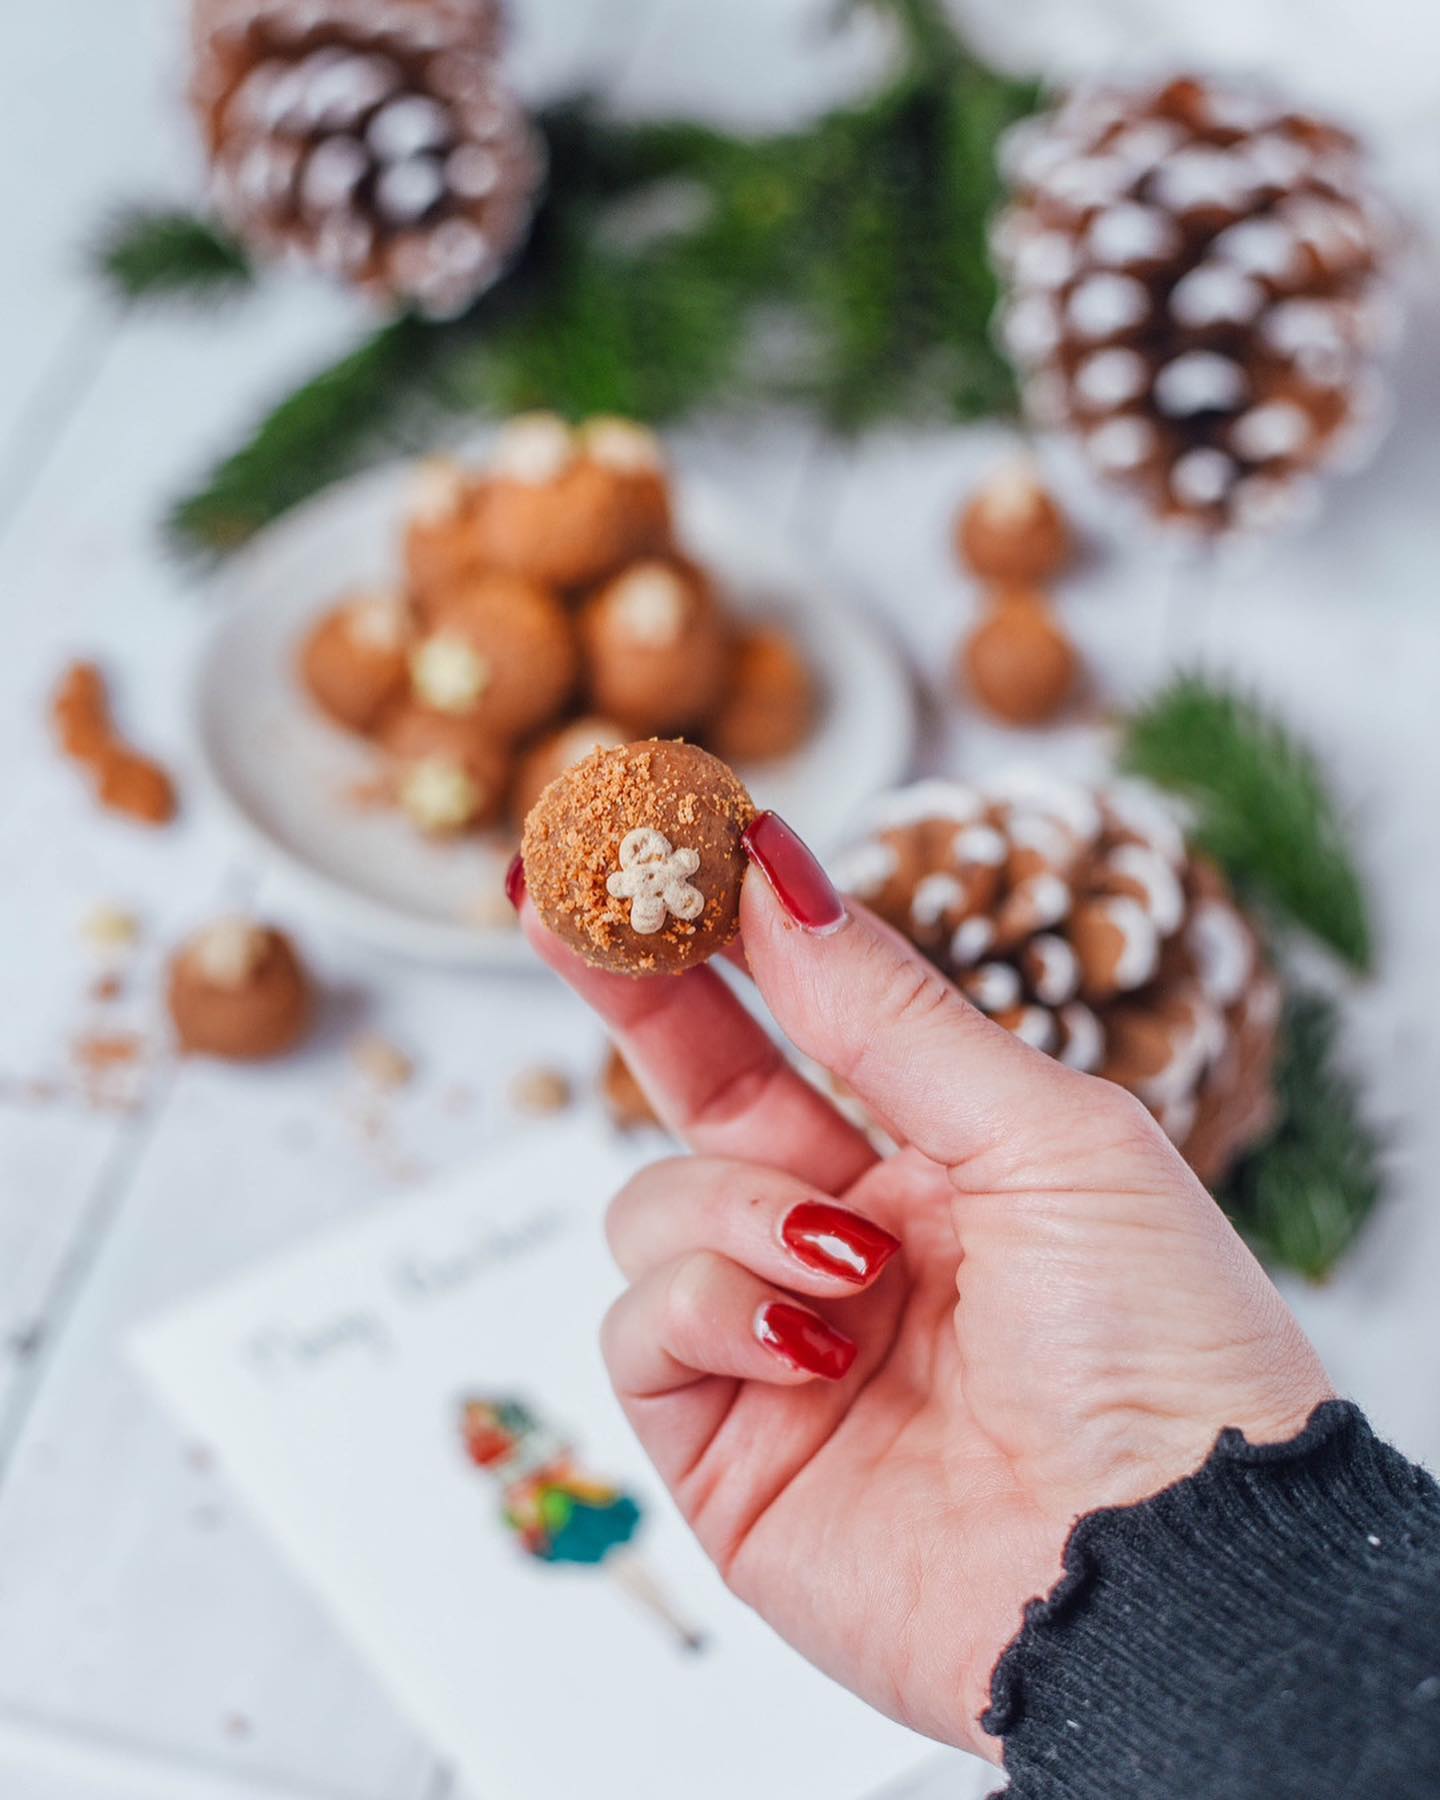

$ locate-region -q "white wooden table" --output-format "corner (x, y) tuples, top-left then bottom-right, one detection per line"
(2, 3), (1439, 1797)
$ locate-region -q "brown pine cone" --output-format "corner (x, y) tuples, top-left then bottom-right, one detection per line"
(192, 0), (543, 316)
(993, 75), (1399, 533)
(833, 773), (1280, 1184)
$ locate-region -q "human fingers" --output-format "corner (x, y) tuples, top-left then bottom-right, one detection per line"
(513, 859), (876, 1190)
(606, 1155), (901, 1295)
(603, 1251), (860, 1402)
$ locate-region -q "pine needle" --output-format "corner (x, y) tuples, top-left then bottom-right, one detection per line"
(1120, 674), (1373, 972)
(167, 315), (437, 559)
(1216, 991), (1384, 1282)
(94, 206), (253, 305)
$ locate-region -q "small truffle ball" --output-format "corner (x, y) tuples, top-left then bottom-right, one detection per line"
(709, 624), (818, 763)
(521, 739), (757, 975)
(409, 573), (577, 741)
(403, 458), (488, 621)
(167, 919), (312, 1060)
(960, 594), (1078, 727)
(955, 461), (1072, 585)
(579, 559), (731, 735)
(300, 588), (412, 734)
(471, 414), (673, 590)
(511, 715), (627, 828)
(601, 1043), (662, 1132)
(381, 705), (510, 834)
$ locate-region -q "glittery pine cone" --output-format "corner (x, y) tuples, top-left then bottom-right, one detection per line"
(834, 772), (1281, 1184)
(993, 75), (1399, 534)
(191, 0), (543, 317)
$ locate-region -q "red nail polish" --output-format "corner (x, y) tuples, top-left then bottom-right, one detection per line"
(741, 812), (847, 935)
(504, 852), (526, 911)
(781, 1201), (901, 1285)
(755, 1302), (856, 1380)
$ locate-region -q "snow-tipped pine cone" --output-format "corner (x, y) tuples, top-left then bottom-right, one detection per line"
(833, 773), (1280, 1184)
(993, 75), (1399, 534)
(192, 0), (543, 317)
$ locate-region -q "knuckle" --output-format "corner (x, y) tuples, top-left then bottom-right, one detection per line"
(829, 937), (964, 1091)
(873, 955), (964, 1042)
(664, 1250), (728, 1343)
(1086, 1082), (1174, 1163)
(598, 1290), (632, 1368)
(688, 1050), (785, 1135)
(605, 1157), (688, 1253)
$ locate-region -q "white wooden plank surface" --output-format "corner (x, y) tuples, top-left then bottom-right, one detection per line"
(0, 0), (180, 513)
(2, 1), (1439, 1797)
(0, 0), (668, 1792)
(0, 1707), (401, 1800)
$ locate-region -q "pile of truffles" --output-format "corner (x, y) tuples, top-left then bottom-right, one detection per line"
(834, 772), (1280, 1184)
(300, 415), (818, 841)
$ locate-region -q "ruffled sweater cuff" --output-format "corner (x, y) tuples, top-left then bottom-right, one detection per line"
(985, 1401), (1440, 1798)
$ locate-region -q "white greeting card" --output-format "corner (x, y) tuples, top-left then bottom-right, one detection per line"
(132, 1121), (943, 1800)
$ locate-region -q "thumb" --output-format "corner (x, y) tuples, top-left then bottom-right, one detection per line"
(740, 812), (1103, 1172)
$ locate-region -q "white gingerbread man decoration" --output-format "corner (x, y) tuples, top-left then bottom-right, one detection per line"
(607, 828), (705, 934)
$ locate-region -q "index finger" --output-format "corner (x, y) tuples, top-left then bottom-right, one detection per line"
(516, 886), (878, 1193)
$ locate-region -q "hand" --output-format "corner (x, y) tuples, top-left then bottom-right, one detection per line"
(514, 815), (1332, 1760)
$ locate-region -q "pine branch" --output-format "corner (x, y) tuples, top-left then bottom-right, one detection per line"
(94, 206), (253, 305)
(1216, 991), (1384, 1282)
(167, 315), (438, 560)
(1120, 674), (1373, 972)
(161, 28), (1041, 554)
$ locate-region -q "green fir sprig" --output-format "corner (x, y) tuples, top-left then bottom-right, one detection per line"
(1120, 674), (1373, 972)
(1216, 992), (1384, 1282)
(165, 316), (438, 558)
(94, 207), (253, 305)
(94, 0), (1040, 559)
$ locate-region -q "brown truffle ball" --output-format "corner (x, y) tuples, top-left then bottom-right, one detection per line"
(960, 594), (1078, 727)
(301, 589), (412, 734)
(955, 462), (1071, 585)
(579, 559), (732, 736)
(709, 624), (818, 763)
(522, 739), (757, 976)
(511, 715), (628, 829)
(471, 414), (673, 590)
(601, 1043), (662, 1132)
(409, 573), (577, 742)
(403, 459), (488, 622)
(167, 920), (312, 1061)
(381, 705), (510, 835)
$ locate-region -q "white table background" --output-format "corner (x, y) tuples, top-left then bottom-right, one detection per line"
(2, 2), (1439, 1797)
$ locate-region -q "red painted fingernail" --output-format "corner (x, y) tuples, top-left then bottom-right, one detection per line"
(780, 1201), (901, 1286)
(741, 812), (847, 935)
(505, 852), (526, 911)
(755, 1301), (857, 1380)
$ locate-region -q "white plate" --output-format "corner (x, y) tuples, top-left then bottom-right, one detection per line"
(194, 460), (916, 968)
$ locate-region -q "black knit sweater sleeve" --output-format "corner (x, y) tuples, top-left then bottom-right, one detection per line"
(984, 1402), (1440, 1799)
